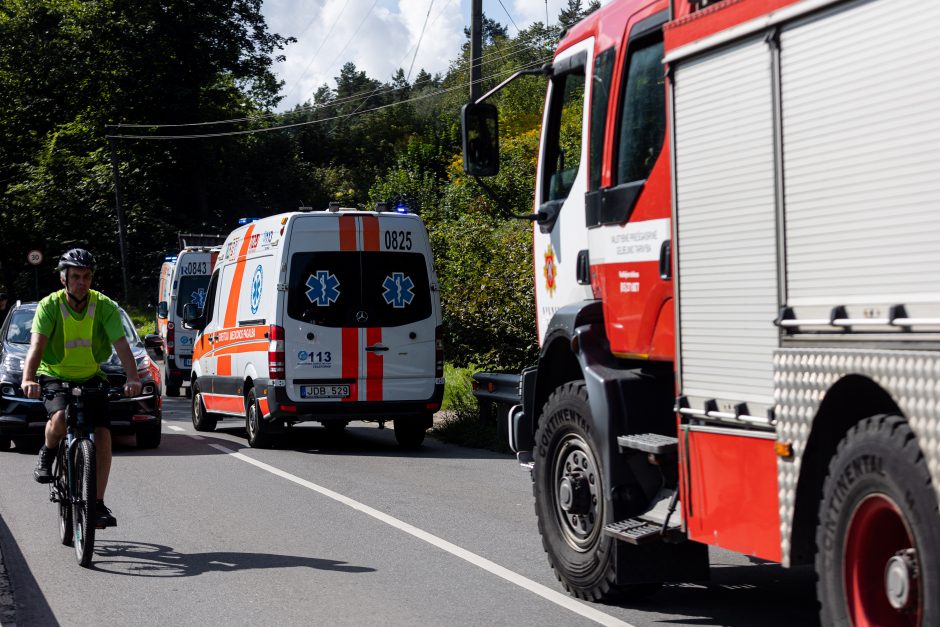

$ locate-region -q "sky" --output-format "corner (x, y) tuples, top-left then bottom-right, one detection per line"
(260, 0), (599, 111)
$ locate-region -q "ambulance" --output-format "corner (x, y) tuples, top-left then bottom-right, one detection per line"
(155, 256), (175, 357)
(157, 246), (218, 397)
(183, 207), (444, 448)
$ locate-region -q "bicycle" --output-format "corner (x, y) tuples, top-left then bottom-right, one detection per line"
(45, 382), (121, 567)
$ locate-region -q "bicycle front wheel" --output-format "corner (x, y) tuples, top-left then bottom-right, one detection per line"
(55, 442), (73, 547)
(71, 439), (97, 567)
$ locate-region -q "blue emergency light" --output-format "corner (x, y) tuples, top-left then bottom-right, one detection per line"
(238, 217), (259, 225)
(395, 201), (409, 214)
(164, 256), (177, 262)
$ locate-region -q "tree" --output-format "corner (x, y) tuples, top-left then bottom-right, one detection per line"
(558, 0), (601, 29)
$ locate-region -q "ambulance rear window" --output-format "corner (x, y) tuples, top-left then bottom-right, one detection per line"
(176, 275), (211, 317)
(287, 251), (432, 328)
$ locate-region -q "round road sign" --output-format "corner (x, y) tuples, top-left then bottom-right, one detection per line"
(27, 250), (43, 266)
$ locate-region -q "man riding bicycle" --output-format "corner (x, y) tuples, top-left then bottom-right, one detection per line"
(22, 248), (142, 528)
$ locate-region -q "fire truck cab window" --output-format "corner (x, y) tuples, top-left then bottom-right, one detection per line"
(616, 38), (665, 184)
(589, 48), (616, 191)
(543, 71), (586, 202)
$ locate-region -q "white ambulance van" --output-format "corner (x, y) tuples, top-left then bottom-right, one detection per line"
(183, 207), (444, 448)
(157, 246), (218, 397)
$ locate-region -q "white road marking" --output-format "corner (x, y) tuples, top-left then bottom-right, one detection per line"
(168, 426), (186, 432)
(208, 443), (633, 627)
(189, 435), (205, 440)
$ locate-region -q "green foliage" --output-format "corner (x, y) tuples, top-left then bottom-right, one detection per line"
(124, 305), (156, 336)
(433, 363), (510, 454)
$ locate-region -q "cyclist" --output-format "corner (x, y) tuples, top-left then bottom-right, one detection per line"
(22, 248), (142, 528)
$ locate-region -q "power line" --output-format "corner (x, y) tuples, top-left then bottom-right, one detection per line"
(496, 0), (521, 32)
(107, 56), (552, 141)
(406, 0), (435, 82)
(280, 0), (353, 106)
(109, 38), (550, 130)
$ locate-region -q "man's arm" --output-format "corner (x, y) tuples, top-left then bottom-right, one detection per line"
(22, 332), (49, 399)
(113, 336), (142, 397)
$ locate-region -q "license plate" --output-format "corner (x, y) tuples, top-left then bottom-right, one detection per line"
(183, 357), (192, 368)
(300, 385), (350, 399)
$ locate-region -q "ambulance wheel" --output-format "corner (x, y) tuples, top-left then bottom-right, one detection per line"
(184, 387), (192, 399)
(534, 381), (652, 602)
(191, 382), (217, 432)
(166, 385), (180, 398)
(0, 437), (9, 452)
(246, 389), (275, 448)
(394, 418), (426, 449)
(816, 414), (940, 627)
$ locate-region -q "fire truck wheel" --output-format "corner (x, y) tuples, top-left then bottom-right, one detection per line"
(246, 389), (275, 448)
(191, 382), (218, 432)
(533, 381), (624, 601)
(816, 414), (940, 627)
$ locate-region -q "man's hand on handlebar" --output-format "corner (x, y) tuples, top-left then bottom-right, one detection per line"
(22, 379), (40, 399)
(124, 379), (142, 398)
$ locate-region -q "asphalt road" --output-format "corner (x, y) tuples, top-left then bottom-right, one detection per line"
(0, 395), (820, 626)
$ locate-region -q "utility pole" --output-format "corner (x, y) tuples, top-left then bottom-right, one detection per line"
(470, 0), (483, 103)
(107, 136), (130, 301)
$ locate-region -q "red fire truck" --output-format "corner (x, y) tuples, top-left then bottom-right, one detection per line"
(462, 0), (940, 624)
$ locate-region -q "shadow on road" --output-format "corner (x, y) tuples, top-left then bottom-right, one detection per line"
(91, 540), (376, 578)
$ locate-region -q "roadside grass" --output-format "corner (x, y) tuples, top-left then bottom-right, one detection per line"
(432, 363), (511, 454)
(125, 305), (156, 336)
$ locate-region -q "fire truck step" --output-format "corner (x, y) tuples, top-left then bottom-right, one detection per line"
(617, 433), (678, 455)
(603, 518), (664, 545)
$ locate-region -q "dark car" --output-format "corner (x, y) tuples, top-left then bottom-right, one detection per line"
(0, 302), (162, 450)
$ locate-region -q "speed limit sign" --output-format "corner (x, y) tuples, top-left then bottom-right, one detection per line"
(27, 250), (43, 266)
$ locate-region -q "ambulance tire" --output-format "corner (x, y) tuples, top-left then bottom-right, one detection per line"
(166, 385), (180, 398)
(394, 418), (426, 449)
(816, 414), (940, 627)
(0, 437), (9, 452)
(534, 381), (657, 602)
(191, 382), (218, 432)
(245, 389), (275, 449)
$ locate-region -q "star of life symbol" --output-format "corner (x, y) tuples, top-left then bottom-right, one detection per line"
(306, 270), (341, 306)
(191, 287), (207, 308)
(382, 272), (415, 309)
(250, 265), (263, 314)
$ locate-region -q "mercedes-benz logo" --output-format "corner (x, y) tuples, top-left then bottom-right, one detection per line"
(356, 310), (369, 323)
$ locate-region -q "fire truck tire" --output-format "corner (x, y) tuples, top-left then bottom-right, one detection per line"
(246, 389), (276, 448)
(191, 382), (218, 432)
(534, 381), (658, 601)
(816, 414), (940, 627)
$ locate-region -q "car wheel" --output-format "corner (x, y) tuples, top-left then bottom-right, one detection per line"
(191, 382), (217, 432)
(136, 420), (162, 449)
(245, 389), (275, 448)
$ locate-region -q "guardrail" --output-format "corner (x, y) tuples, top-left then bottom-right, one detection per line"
(471, 372), (520, 437)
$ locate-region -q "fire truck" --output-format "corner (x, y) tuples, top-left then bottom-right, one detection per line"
(462, 0), (940, 623)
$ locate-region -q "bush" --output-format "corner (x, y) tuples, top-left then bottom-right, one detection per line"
(432, 364), (511, 454)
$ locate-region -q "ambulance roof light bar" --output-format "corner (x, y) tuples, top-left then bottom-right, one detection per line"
(164, 255), (177, 262)
(238, 217), (259, 225)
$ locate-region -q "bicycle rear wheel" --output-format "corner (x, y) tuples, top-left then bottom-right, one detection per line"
(71, 439), (97, 567)
(55, 442), (73, 546)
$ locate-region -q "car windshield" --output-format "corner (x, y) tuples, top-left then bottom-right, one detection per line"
(6, 309), (35, 344)
(4, 307), (141, 346)
(176, 275), (211, 317)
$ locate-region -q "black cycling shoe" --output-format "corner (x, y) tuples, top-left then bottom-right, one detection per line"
(33, 446), (54, 483)
(95, 501), (117, 529)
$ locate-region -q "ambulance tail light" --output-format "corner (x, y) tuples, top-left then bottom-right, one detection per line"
(435, 325), (444, 378)
(166, 321), (175, 353)
(268, 325), (286, 379)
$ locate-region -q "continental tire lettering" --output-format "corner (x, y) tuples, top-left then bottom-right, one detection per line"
(537, 407), (591, 458)
(821, 453), (884, 553)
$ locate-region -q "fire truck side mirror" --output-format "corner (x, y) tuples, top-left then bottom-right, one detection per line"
(461, 103), (500, 177)
(157, 301), (168, 319)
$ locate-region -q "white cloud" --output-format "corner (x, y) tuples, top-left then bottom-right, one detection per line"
(262, 0), (605, 111)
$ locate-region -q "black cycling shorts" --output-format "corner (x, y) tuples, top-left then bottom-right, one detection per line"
(39, 376), (111, 429)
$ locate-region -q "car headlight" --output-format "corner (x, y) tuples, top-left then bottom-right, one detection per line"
(2, 355), (23, 371)
(135, 355), (152, 370)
